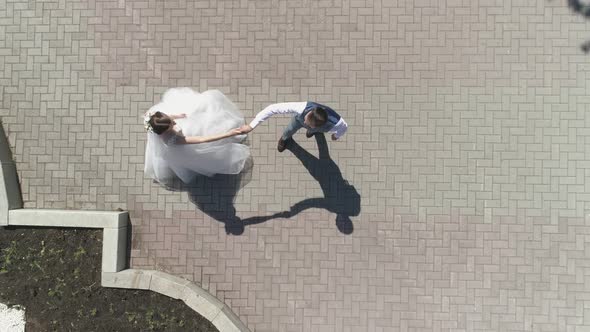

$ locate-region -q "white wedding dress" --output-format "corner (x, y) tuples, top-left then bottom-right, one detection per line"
(144, 88), (250, 183)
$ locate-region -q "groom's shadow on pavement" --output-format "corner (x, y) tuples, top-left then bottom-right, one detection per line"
(241, 134), (361, 234)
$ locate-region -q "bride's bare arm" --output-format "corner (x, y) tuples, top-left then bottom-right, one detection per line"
(168, 113), (187, 120)
(175, 128), (243, 145)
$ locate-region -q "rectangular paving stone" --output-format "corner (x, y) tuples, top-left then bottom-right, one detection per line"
(3, 0), (590, 331)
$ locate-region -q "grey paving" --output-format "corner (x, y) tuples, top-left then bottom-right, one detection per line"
(2, 0), (590, 331)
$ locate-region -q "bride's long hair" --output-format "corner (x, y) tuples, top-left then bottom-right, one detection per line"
(148, 112), (173, 135)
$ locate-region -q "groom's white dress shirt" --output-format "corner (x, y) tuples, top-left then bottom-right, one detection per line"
(248, 102), (349, 139)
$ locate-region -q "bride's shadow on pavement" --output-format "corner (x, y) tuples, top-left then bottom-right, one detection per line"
(241, 134), (361, 234)
(159, 134), (360, 235)
(158, 158), (253, 235)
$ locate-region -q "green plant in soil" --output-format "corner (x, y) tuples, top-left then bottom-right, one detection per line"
(0, 241), (18, 273)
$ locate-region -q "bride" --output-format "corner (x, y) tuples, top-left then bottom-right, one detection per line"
(143, 88), (250, 183)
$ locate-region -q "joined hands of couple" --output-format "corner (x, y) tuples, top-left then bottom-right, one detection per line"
(235, 124), (253, 135)
(224, 125), (252, 137)
(224, 124), (253, 137)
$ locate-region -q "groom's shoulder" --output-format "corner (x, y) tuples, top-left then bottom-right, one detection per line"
(307, 101), (341, 115)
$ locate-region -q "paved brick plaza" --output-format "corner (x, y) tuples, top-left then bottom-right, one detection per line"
(3, 0), (590, 331)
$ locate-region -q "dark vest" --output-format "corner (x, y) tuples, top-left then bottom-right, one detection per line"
(297, 102), (341, 131)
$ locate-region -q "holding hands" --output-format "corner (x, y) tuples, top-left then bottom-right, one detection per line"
(229, 128), (245, 136)
(226, 124), (252, 137)
(237, 124), (253, 134)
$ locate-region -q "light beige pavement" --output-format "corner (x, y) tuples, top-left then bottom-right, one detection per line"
(2, 0), (590, 331)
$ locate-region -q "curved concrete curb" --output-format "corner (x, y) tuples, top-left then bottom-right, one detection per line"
(0, 122), (250, 332)
(102, 269), (248, 331)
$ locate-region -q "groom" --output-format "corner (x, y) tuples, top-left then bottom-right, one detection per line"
(239, 102), (348, 152)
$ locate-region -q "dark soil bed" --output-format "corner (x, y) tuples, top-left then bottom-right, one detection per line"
(0, 226), (218, 332)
